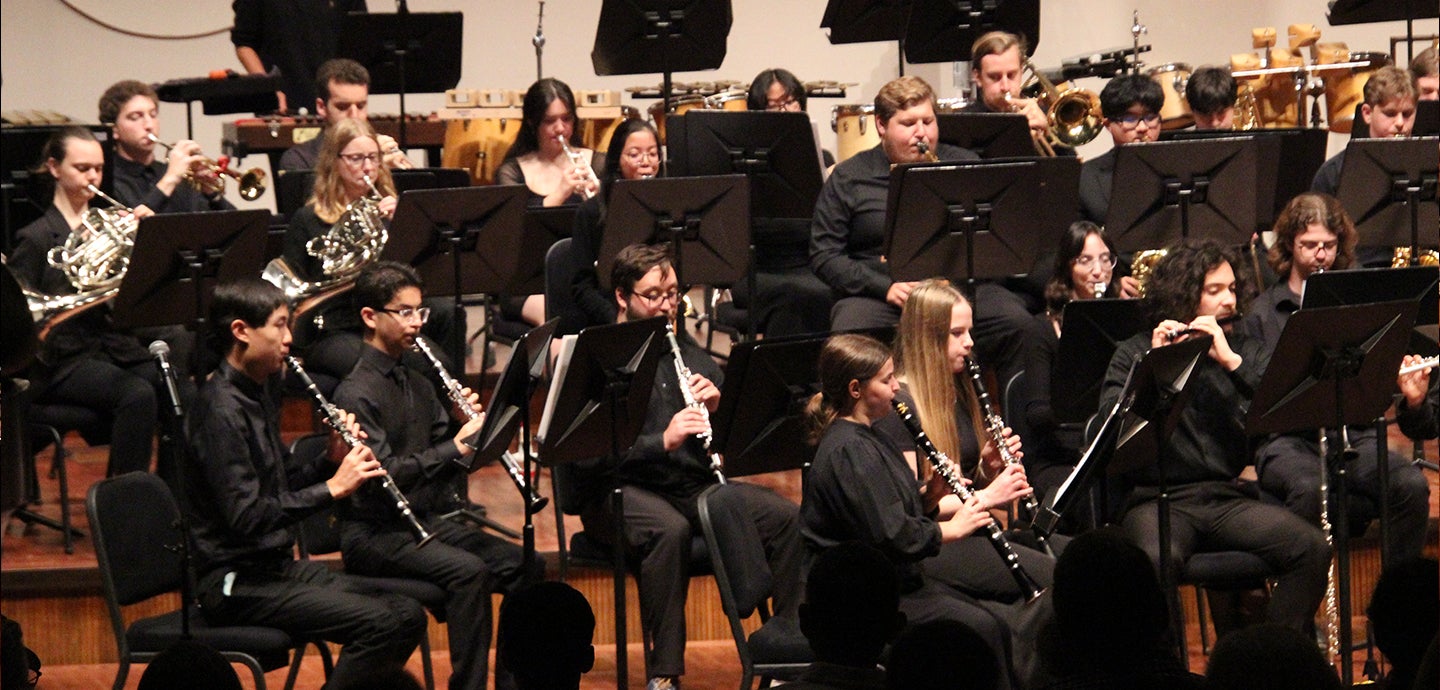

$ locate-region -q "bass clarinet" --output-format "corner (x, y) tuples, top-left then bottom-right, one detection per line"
(894, 400), (1043, 601)
(665, 323), (725, 484)
(964, 359), (1051, 553)
(412, 337), (549, 514)
(286, 355), (436, 547)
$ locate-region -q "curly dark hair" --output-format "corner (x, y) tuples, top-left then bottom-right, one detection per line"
(1143, 239), (1249, 325)
(1267, 192), (1356, 279)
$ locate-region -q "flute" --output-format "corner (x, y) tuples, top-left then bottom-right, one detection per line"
(894, 400), (1044, 601)
(286, 356), (435, 547)
(411, 338), (549, 514)
(964, 359), (1050, 554)
(665, 323), (726, 484)
(1399, 355), (1438, 376)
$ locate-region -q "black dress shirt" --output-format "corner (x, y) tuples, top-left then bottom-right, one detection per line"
(279, 136), (324, 171)
(333, 345), (466, 522)
(1311, 150), (1343, 197)
(873, 387), (983, 477)
(231, 0), (368, 111)
(187, 360), (334, 575)
(616, 332), (723, 499)
(110, 156), (235, 214)
(1397, 377), (1439, 441)
(1077, 148), (1115, 224)
(809, 143), (980, 301)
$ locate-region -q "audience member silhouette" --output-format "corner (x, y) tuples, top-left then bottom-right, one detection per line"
(1368, 558), (1440, 690)
(886, 619), (1000, 690)
(787, 542), (905, 690)
(1037, 527), (1205, 689)
(497, 581), (597, 690)
(1205, 623), (1341, 690)
(136, 640), (242, 690)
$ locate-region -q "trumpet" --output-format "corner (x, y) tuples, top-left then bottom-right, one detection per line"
(1400, 356), (1439, 376)
(893, 400), (1044, 601)
(665, 323), (725, 484)
(556, 135), (599, 200)
(412, 337), (549, 514)
(148, 134), (267, 200)
(286, 355), (435, 547)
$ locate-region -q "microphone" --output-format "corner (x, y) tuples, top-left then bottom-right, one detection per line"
(149, 340), (185, 418)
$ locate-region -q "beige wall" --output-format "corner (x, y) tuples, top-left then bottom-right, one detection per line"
(2, 0), (1432, 210)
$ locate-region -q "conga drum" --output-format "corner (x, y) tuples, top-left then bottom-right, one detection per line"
(1147, 63), (1194, 129)
(1318, 48), (1389, 134)
(580, 105), (642, 154)
(648, 94), (709, 145)
(442, 117), (523, 186)
(831, 104), (879, 163)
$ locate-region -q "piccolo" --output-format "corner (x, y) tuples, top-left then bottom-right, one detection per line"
(286, 356), (435, 547)
(1165, 314), (1240, 342)
(894, 400), (1044, 601)
(965, 359), (1050, 555)
(665, 323), (725, 484)
(1399, 355), (1438, 376)
(411, 337), (549, 514)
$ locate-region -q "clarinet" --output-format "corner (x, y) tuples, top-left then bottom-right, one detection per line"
(411, 338), (549, 514)
(894, 400), (1043, 601)
(964, 360), (1047, 539)
(665, 323), (726, 484)
(286, 356), (436, 547)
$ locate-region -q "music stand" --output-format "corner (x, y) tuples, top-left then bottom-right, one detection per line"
(340, 11), (463, 148)
(514, 206), (578, 296)
(1107, 138), (1258, 253)
(937, 113), (1034, 159)
(1334, 137), (1440, 258)
(153, 72), (281, 137)
(711, 334), (827, 477)
(1246, 301), (1417, 685)
(1052, 299), (1147, 424)
(1160, 128), (1328, 231)
(820, 0), (908, 45)
(1, 265), (36, 516)
(591, 0), (730, 124)
(669, 111), (824, 220)
(904, 0), (1040, 64)
(882, 161), (1047, 298)
(275, 167), (471, 220)
(597, 175), (751, 292)
(1303, 265), (1438, 328)
(1415, 101), (1439, 137)
(384, 185), (530, 362)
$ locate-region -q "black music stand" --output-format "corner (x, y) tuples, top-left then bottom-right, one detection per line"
(591, 0), (731, 123)
(668, 111), (824, 220)
(711, 335), (827, 477)
(1303, 265), (1439, 328)
(597, 175), (751, 292)
(1107, 138), (1258, 253)
(937, 113), (1034, 159)
(153, 72), (282, 137)
(2, 265), (37, 516)
(536, 316), (667, 690)
(1416, 101), (1439, 137)
(882, 160), (1048, 297)
(1160, 128), (1328, 231)
(1327, 0), (1437, 65)
(1246, 301), (1417, 686)
(904, 0), (1040, 64)
(1051, 299), (1147, 424)
(820, 0), (908, 46)
(1334, 137), (1440, 260)
(517, 206), (578, 296)
(340, 10), (463, 148)
(275, 167), (470, 220)
(384, 185), (530, 365)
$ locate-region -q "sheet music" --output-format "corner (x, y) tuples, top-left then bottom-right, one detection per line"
(535, 333), (578, 444)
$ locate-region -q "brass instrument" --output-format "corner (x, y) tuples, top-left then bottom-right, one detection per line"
(287, 355), (436, 547)
(148, 134), (267, 200)
(1392, 247), (1440, 267)
(24, 184), (137, 336)
(893, 400), (1044, 601)
(556, 135), (599, 200)
(1131, 249), (1168, 298)
(916, 139), (940, 163)
(1233, 82), (1261, 130)
(1020, 60), (1103, 148)
(412, 337), (549, 513)
(665, 323), (725, 484)
(262, 174), (389, 316)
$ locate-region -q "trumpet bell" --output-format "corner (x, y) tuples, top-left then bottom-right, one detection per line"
(236, 168), (267, 201)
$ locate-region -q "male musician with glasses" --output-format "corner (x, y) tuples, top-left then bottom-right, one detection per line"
(186, 277), (426, 686)
(1241, 193), (1431, 565)
(1077, 74), (1164, 224)
(565, 243), (802, 690)
(98, 80), (235, 215)
(1099, 239), (1329, 633)
(279, 59), (411, 171)
(333, 261), (532, 690)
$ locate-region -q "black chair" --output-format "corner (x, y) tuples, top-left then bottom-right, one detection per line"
(17, 400), (103, 554)
(544, 237), (590, 338)
(1178, 550), (1276, 660)
(696, 485), (812, 690)
(289, 434), (448, 690)
(86, 472), (325, 690)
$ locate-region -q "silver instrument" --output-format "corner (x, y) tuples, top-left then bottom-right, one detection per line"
(22, 184), (137, 336)
(965, 358), (1051, 554)
(557, 135), (599, 199)
(894, 400), (1044, 601)
(286, 355), (435, 547)
(665, 323), (725, 483)
(1399, 355), (1439, 376)
(1092, 281), (1107, 299)
(262, 174), (389, 316)
(411, 337), (549, 514)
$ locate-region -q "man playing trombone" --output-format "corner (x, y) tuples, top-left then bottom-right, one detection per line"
(963, 30), (1076, 157)
(98, 80), (236, 215)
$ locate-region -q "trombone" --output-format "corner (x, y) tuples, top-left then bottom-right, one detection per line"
(148, 134), (267, 200)
(1008, 60), (1104, 155)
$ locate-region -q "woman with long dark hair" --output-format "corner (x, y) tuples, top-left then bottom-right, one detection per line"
(496, 78), (603, 207)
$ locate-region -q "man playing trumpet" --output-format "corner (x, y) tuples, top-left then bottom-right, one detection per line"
(98, 80), (236, 215)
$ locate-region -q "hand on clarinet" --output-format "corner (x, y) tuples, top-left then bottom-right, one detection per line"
(453, 414), (486, 456)
(979, 426), (1022, 478)
(976, 463), (1034, 510)
(453, 386), (484, 421)
(940, 494), (993, 542)
(325, 409), (367, 463)
(688, 373), (720, 412)
(327, 444), (385, 499)
(663, 407), (711, 452)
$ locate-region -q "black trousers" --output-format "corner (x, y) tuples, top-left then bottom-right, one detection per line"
(732, 267), (835, 338)
(1256, 430), (1431, 564)
(924, 531), (1057, 604)
(899, 580), (1015, 690)
(341, 518), (533, 690)
(581, 482), (803, 678)
(37, 358), (157, 476)
(197, 560), (427, 688)
(1120, 481), (1330, 631)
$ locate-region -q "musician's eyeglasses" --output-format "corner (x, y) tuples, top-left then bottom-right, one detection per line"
(339, 152), (381, 166)
(1296, 239), (1339, 254)
(624, 149), (660, 163)
(1114, 112), (1161, 129)
(379, 306), (431, 323)
(767, 97), (801, 112)
(634, 290), (681, 306)
(1074, 253), (1117, 268)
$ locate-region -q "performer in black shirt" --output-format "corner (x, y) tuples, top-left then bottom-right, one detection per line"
(1100, 239), (1328, 631)
(1185, 67), (1239, 131)
(232, 0), (367, 114)
(1311, 67), (1418, 198)
(964, 31), (1073, 158)
(1077, 75), (1163, 224)
(1397, 354), (1437, 441)
(334, 262), (531, 690)
(573, 244), (802, 690)
(97, 80), (234, 215)
(1242, 193), (1430, 563)
(186, 278), (426, 686)
(279, 59), (411, 172)
(802, 333), (1017, 689)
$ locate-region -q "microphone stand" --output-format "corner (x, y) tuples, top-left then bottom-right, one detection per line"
(151, 343), (194, 638)
(532, 1), (546, 81)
